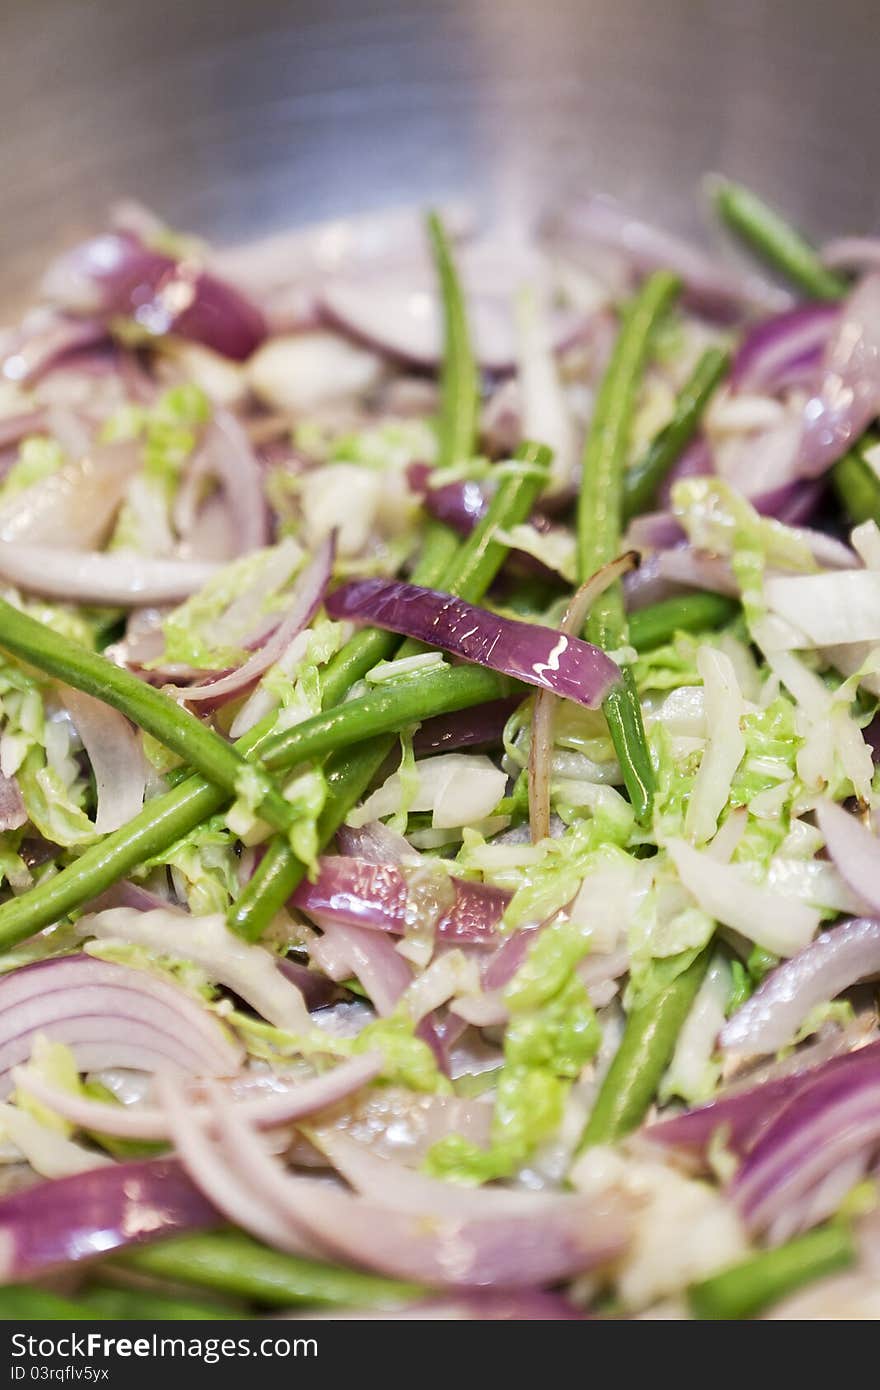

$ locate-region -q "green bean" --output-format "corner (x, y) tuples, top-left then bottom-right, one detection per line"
(622, 346), (730, 521)
(228, 442), (550, 940)
(80, 1284), (240, 1320)
(688, 1224), (855, 1320)
(0, 1285), (90, 1319)
(831, 438), (880, 526)
(628, 592), (739, 651)
(578, 270), (680, 821)
(264, 665), (513, 774)
(711, 178), (848, 301)
(0, 665), (515, 952)
(118, 1231), (421, 1309)
(0, 596), (303, 841)
(426, 210), (479, 472)
(316, 209), (472, 705)
(578, 949), (709, 1147)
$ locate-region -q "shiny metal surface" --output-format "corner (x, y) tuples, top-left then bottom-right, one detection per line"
(2, 0), (879, 308)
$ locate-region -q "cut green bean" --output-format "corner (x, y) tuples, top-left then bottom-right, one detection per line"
(118, 1231), (422, 1309)
(80, 1284), (240, 1320)
(578, 269), (680, 821)
(711, 178), (848, 301)
(264, 665), (513, 774)
(831, 438), (880, 526)
(228, 443), (550, 940)
(426, 210), (479, 472)
(0, 597), (300, 841)
(688, 1224), (855, 1320)
(318, 209), (473, 707)
(622, 346), (730, 521)
(0, 1285), (90, 1319)
(628, 592), (739, 651)
(578, 949), (710, 1147)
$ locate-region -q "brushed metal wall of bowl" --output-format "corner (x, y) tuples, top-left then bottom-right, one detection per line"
(2, 0), (879, 308)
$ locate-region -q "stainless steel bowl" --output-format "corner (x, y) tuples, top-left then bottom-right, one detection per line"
(2, 0), (879, 308)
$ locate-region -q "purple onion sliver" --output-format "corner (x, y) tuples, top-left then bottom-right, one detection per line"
(646, 1039), (880, 1159)
(0, 1160), (218, 1283)
(720, 919), (880, 1055)
(730, 303), (839, 396)
(413, 697), (521, 756)
(656, 436), (713, 511)
(799, 274), (880, 476)
(326, 579), (621, 709)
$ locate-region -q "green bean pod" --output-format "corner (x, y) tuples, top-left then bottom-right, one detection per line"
(688, 1224), (855, 1320)
(711, 178), (848, 300)
(622, 345), (730, 521)
(118, 1231), (421, 1309)
(578, 269), (680, 821)
(578, 949), (710, 1147)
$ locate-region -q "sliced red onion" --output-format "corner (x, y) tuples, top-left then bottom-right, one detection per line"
(0, 1159), (218, 1284)
(645, 1038), (880, 1160)
(423, 478), (489, 534)
(625, 511), (685, 551)
(82, 906), (310, 1033)
(42, 233), (267, 361)
(0, 410), (49, 451)
(720, 918), (880, 1056)
(0, 772), (26, 833)
(547, 195), (788, 317)
(436, 880), (510, 947)
(293, 857), (407, 933)
(0, 443), (139, 550)
(320, 279), (512, 372)
(160, 1077), (321, 1256)
(623, 546), (739, 609)
(276, 957), (349, 1011)
(731, 1056), (880, 1234)
(335, 820), (412, 865)
(821, 238), (880, 273)
(0, 545), (218, 605)
(326, 579), (620, 708)
(309, 921), (412, 1017)
(320, 239), (573, 374)
(170, 536), (332, 709)
(816, 800), (880, 915)
(413, 697), (521, 756)
(752, 479), (824, 528)
(61, 686), (145, 834)
(0, 955), (242, 1094)
(800, 274), (880, 476)
(210, 203), (474, 308)
(14, 1052), (382, 1142)
(655, 436), (713, 511)
(175, 410), (269, 559)
(529, 551), (636, 842)
(315, 1129), (569, 1218)
(730, 303), (839, 396)
(293, 856), (508, 947)
(1, 318), (110, 387)
(482, 926), (542, 991)
(185, 1092), (629, 1290)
